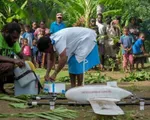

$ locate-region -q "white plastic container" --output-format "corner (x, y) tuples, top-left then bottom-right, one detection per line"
(14, 61), (40, 96)
(43, 82), (66, 94)
(14, 62), (37, 87)
(14, 79), (39, 96)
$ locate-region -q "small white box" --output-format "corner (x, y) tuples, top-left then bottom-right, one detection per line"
(43, 82), (66, 94)
(107, 81), (117, 87)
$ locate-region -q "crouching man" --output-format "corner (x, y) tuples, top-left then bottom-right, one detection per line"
(37, 27), (100, 87)
(0, 23), (24, 93)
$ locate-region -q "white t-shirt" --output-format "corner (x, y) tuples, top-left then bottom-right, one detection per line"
(50, 27), (97, 63)
(96, 21), (106, 35)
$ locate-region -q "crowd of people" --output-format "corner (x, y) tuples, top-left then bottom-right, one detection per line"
(0, 13), (66, 93)
(12, 13), (147, 72)
(89, 14), (147, 72)
(0, 12), (148, 93)
(17, 13), (66, 68)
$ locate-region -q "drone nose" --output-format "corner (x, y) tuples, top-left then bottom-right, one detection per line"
(65, 90), (72, 100)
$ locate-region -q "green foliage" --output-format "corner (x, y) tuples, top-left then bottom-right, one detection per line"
(105, 58), (116, 72)
(57, 76), (70, 83)
(9, 103), (28, 109)
(85, 71), (113, 84)
(0, 13), (6, 29)
(0, 107), (78, 120)
(145, 40), (150, 53)
(0, 113), (10, 118)
(0, 0), (150, 29)
(15, 94), (33, 100)
(103, 9), (122, 18)
(0, 95), (26, 103)
(0, 0), (29, 28)
(121, 71), (150, 82)
(100, 0), (150, 26)
(111, 36), (120, 45)
(52, 0), (101, 27)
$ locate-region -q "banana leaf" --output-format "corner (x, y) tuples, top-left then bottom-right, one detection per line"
(15, 94), (33, 100)
(0, 95), (26, 103)
(9, 103), (28, 109)
(0, 113), (9, 118)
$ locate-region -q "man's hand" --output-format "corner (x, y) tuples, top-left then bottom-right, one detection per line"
(13, 59), (25, 67)
(44, 74), (55, 81)
(50, 72), (57, 81)
(44, 75), (49, 81)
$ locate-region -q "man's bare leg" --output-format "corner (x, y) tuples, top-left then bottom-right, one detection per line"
(0, 63), (14, 93)
(69, 73), (76, 88)
(77, 74), (83, 86)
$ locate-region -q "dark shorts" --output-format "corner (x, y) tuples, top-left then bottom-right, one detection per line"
(134, 53), (145, 63)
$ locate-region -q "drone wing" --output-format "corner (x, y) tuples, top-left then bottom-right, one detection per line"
(88, 98), (124, 115)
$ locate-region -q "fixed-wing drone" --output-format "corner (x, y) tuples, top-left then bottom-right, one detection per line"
(65, 82), (132, 115)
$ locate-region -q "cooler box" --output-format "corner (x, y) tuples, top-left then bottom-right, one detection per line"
(43, 82), (66, 94)
(14, 62), (37, 87)
(14, 61), (40, 96)
(14, 80), (39, 96)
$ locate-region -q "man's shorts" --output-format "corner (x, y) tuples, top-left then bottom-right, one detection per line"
(68, 44), (100, 74)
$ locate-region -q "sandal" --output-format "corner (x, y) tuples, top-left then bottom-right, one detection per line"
(47, 77), (55, 82)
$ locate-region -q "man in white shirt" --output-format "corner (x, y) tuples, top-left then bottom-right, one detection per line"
(37, 27), (100, 87)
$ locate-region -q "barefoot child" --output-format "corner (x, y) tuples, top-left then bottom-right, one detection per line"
(120, 27), (134, 72)
(31, 39), (38, 67)
(133, 33), (146, 70)
(22, 38), (31, 60)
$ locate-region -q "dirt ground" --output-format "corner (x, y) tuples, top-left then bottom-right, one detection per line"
(0, 69), (150, 120)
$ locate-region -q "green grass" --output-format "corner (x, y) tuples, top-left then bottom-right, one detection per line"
(35, 68), (69, 84)
(35, 68), (69, 79)
(35, 63), (150, 84)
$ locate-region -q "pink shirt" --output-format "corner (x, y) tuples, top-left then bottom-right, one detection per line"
(22, 45), (31, 56)
(34, 28), (49, 38)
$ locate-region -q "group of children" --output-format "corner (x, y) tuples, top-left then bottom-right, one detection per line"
(20, 25), (46, 68)
(120, 27), (146, 72)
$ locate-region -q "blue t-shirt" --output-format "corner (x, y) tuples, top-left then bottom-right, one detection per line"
(132, 38), (143, 54)
(50, 21), (66, 34)
(31, 45), (38, 56)
(120, 34), (134, 54)
(22, 32), (34, 47)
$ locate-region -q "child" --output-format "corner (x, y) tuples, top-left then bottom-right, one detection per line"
(37, 28), (45, 68)
(38, 28), (45, 40)
(22, 38), (31, 60)
(89, 18), (99, 35)
(133, 33), (146, 70)
(31, 39), (38, 67)
(22, 25), (33, 47)
(120, 27), (134, 72)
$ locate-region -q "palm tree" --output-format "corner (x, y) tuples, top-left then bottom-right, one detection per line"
(53, 0), (101, 27)
(0, 0), (28, 28)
